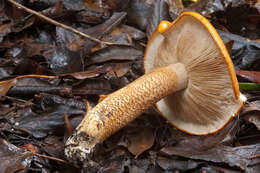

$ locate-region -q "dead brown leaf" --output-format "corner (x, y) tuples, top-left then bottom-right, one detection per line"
(127, 127), (155, 157)
(87, 45), (143, 66)
(161, 143), (260, 171)
(237, 70), (260, 84)
(0, 78), (17, 96)
(0, 138), (34, 173)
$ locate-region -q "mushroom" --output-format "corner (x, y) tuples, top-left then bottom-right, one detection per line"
(65, 12), (246, 162)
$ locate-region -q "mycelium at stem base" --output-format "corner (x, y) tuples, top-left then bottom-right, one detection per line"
(65, 63), (187, 162)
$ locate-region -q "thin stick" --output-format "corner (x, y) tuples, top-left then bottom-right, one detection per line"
(34, 153), (80, 168)
(8, 0), (116, 46)
(3, 95), (34, 104)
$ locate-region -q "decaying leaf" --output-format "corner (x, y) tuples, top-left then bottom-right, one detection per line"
(0, 78), (17, 96)
(1, 0), (260, 172)
(0, 138), (34, 173)
(241, 100), (260, 131)
(86, 45), (143, 66)
(0, 75), (56, 96)
(237, 70), (260, 84)
(126, 127), (155, 157)
(72, 78), (112, 95)
(161, 144), (260, 171)
(127, 0), (152, 30)
(14, 103), (85, 138)
(219, 30), (260, 70)
(157, 156), (201, 172)
(146, 0), (171, 38)
(0, 24), (12, 42)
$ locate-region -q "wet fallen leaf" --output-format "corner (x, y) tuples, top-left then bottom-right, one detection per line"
(166, 0), (184, 18)
(0, 24), (12, 42)
(119, 24), (146, 41)
(72, 78), (112, 95)
(161, 118), (239, 152)
(1, 1), (260, 173)
(0, 75), (58, 97)
(213, 2), (260, 39)
(51, 12), (127, 74)
(87, 45), (143, 66)
(76, 10), (108, 25)
(218, 30), (260, 70)
(237, 70), (260, 84)
(244, 112), (260, 131)
(161, 144), (260, 171)
(20, 143), (37, 153)
(62, 68), (108, 79)
(49, 46), (83, 74)
(157, 156), (201, 171)
(241, 99), (260, 131)
(112, 63), (132, 78)
(146, 0), (171, 38)
(0, 138), (34, 173)
(14, 104), (85, 138)
(102, 26), (134, 46)
(127, 0), (152, 30)
(126, 127), (155, 157)
(0, 79), (17, 96)
(63, 0), (88, 11)
(104, 0), (130, 11)
(83, 0), (109, 13)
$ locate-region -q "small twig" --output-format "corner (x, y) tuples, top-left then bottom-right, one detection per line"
(3, 95), (34, 105)
(34, 153), (80, 168)
(8, 0), (117, 46)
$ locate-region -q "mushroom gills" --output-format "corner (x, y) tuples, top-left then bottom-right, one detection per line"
(145, 13), (246, 135)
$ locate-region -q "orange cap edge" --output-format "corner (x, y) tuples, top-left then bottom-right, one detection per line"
(144, 12), (245, 135)
(144, 12), (240, 100)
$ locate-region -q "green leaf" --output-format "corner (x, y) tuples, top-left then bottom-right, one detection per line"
(239, 82), (260, 91)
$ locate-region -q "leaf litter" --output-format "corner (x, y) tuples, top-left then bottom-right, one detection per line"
(0, 0), (260, 172)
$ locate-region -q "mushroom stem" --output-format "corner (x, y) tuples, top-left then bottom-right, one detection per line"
(65, 63), (187, 162)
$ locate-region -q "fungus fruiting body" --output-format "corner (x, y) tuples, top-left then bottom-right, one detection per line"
(65, 12), (246, 162)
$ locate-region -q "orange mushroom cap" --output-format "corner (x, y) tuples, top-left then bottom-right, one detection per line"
(144, 12), (246, 135)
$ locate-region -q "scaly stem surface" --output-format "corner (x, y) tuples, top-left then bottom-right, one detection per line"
(65, 63), (187, 162)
